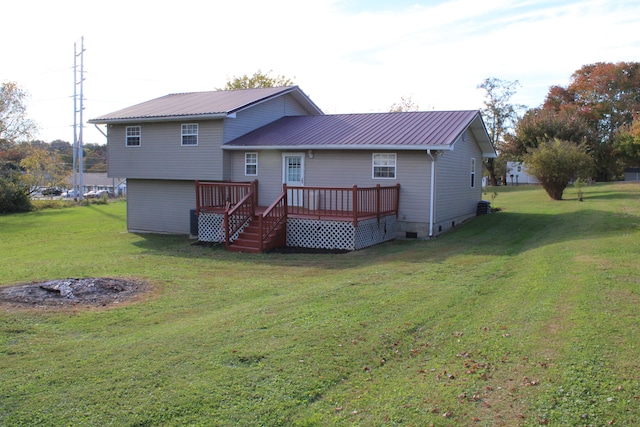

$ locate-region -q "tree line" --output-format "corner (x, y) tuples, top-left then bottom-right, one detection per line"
(479, 61), (640, 199)
(1, 81), (108, 212)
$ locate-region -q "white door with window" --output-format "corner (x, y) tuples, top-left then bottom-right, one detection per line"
(283, 154), (304, 206)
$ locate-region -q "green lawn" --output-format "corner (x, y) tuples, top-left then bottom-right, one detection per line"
(1, 183), (639, 426)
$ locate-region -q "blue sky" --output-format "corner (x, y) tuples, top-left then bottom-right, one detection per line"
(4, 0), (640, 144)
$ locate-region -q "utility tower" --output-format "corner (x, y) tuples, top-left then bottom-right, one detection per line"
(73, 37), (85, 200)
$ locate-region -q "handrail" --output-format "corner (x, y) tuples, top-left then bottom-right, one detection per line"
(224, 190), (255, 250)
(196, 180), (257, 215)
(258, 191), (288, 252)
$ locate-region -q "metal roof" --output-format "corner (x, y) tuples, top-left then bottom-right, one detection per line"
(223, 110), (496, 156)
(88, 86), (323, 124)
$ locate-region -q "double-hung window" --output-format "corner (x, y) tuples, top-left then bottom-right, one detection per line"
(245, 152), (258, 176)
(181, 124), (198, 146)
(126, 126), (141, 147)
(470, 158), (476, 188)
(372, 153), (396, 179)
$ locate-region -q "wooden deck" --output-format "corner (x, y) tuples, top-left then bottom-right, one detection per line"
(195, 181), (400, 252)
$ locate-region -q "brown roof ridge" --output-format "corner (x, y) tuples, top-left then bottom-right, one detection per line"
(164, 85), (298, 97)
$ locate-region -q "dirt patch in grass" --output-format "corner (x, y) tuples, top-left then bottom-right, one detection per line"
(0, 277), (153, 310)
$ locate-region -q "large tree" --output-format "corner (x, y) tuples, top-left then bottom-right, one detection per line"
(524, 139), (594, 200)
(478, 78), (526, 185)
(541, 62), (640, 180)
(0, 81), (38, 148)
(220, 70), (294, 90)
(507, 108), (591, 158)
(19, 146), (70, 195)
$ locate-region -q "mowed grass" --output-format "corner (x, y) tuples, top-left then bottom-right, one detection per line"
(0, 184), (638, 426)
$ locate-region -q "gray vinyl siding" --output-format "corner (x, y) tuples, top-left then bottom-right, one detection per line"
(107, 121), (224, 180)
(224, 94), (312, 143)
(227, 150), (432, 224)
(127, 179), (195, 234)
(433, 129), (483, 228)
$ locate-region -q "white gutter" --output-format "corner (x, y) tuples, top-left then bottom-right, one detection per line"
(427, 149), (436, 237)
(88, 113), (229, 125)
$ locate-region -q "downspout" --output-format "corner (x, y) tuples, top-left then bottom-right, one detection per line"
(94, 124), (107, 138)
(427, 149), (436, 237)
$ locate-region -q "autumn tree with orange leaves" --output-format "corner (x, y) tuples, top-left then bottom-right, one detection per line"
(512, 62), (640, 180)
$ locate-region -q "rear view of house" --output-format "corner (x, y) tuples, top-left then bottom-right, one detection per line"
(89, 86), (495, 252)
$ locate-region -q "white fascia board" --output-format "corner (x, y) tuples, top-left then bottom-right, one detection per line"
(88, 113), (229, 124)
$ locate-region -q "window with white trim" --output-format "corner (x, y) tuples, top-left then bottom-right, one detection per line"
(126, 126), (141, 147)
(245, 152), (258, 176)
(372, 153), (396, 179)
(181, 124), (198, 146)
(470, 158), (476, 188)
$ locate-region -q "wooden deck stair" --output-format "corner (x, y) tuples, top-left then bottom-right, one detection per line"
(227, 214), (287, 253)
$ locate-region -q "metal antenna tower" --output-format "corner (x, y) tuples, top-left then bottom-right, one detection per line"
(73, 36), (85, 200)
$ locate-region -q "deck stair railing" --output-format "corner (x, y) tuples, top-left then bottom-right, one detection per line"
(257, 191), (288, 252)
(224, 190), (256, 250)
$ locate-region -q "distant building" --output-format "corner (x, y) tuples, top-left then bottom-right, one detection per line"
(506, 162), (539, 185)
(624, 167), (640, 181)
(67, 173), (126, 196)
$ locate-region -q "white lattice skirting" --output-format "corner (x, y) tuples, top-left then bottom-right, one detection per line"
(198, 213), (246, 243)
(198, 213), (224, 242)
(287, 215), (397, 250)
(198, 213), (397, 250)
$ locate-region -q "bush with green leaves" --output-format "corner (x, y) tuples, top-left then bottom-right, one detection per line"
(0, 177), (31, 213)
(524, 138), (594, 200)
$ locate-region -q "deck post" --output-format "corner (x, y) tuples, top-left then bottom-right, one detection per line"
(224, 208), (230, 250)
(253, 179), (259, 207)
(258, 213), (264, 253)
(376, 184), (381, 221)
(195, 180), (201, 216)
(395, 183), (401, 217)
(352, 185), (358, 227)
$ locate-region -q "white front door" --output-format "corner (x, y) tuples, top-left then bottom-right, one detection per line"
(283, 154), (304, 206)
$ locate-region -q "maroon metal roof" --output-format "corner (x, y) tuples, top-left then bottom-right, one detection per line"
(89, 86), (322, 123)
(223, 110), (494, 154)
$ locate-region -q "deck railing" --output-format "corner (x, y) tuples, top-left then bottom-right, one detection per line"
(284, 183), (400, 226)
(224, 190), (256, 250)
(195, 180), (257, 215)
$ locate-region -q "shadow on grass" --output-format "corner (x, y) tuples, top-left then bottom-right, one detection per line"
(85, 203), (127, 222)
(579, 190), (640, 201)
(128, 207), (639, 270)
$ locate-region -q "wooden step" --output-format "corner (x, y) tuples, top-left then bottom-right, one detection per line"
(228, 219), (286, 253)
(227, 244), (261, 253)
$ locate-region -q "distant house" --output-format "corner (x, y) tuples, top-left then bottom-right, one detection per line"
(68, 173), (127, 196)
(89, 86), (495, 252)
(506, 161), (539, 185)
